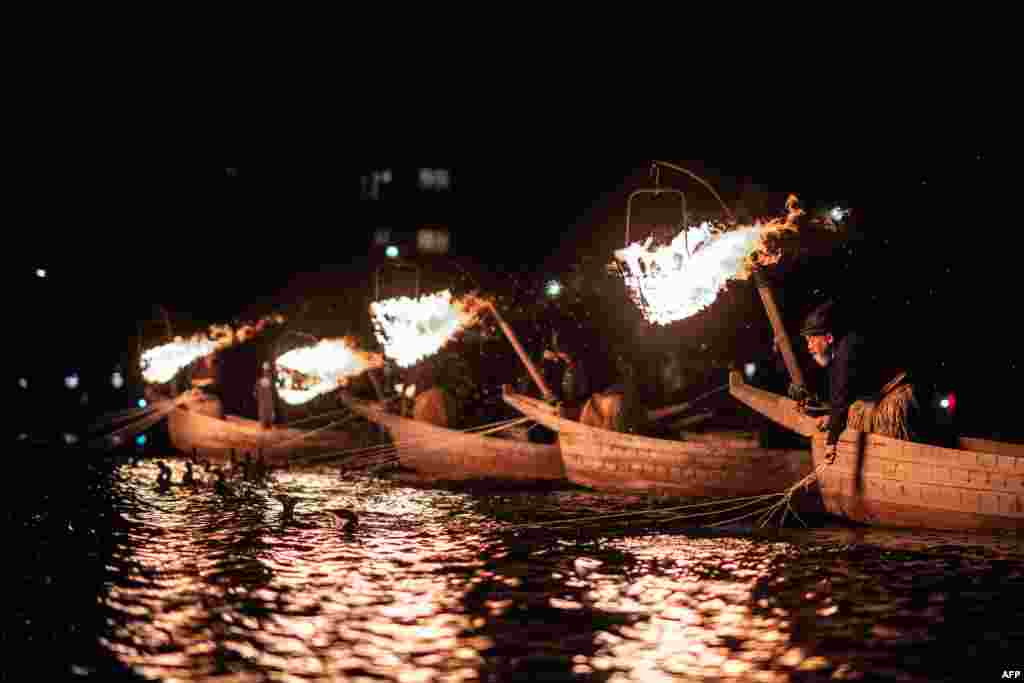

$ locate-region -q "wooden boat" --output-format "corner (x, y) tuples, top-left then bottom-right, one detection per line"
(166, 391), (354, 465)
(337, 392), (566, 482)
(502, 387), (813, 499)
(728, 370), (1024, 531)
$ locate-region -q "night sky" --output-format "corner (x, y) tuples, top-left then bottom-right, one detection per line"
(14, 150), (1019, 439)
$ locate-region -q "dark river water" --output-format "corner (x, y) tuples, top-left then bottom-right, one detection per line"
(10, 443), (1024, 682)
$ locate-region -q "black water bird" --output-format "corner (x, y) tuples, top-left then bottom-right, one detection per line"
(156, 461), (172, 492)
(213, 470), (232, 497)
(326, 508), (359, 532)
(273, 493), (300, 519)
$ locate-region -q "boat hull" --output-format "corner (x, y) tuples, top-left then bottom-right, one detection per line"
(729, 371), (1024, 531)
(339, 394), (565, 482)
(503, 389), (814, 499)
(167, 405), (353, 465)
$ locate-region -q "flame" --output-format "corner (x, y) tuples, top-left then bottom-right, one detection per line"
(275, 337), (383, 405)
(370, 289), (489, 368)
(140, 314), (286, 385)
(614, 195), (804, 325)
(140, 335), (219, 384)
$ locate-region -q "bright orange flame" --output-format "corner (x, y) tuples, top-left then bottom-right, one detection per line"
(370, 290), (489, 368)
(140, 336), (219, 384)
(140, 314), (285, 385)
(615, 195), (804, 325)
(275, 337), (384, 405)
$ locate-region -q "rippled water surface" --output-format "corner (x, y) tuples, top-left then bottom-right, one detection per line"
(12, 446), (1024, 682)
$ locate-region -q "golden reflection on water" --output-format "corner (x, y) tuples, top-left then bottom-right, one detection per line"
(91, 458), (1024, 682)
(576, 536), (805, 682)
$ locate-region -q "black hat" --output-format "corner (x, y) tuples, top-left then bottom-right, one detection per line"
(800, 300), (836, 336)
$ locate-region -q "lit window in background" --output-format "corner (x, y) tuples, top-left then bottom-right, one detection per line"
(361, 169), (392, 200)
(65, 373), (80, 389)
(418, 168), (450, 190)
(36, 268), (47, 278)
(63, 433), (79, 445)
(417, 227), (450, 254)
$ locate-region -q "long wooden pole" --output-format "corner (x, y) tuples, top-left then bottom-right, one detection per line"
(486, 303), (556, 401)
(753, 273), (806, 390)
(644, 384), (728, 423)
(366, 368), (387, 402)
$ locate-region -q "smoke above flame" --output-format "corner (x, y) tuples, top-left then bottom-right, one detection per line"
(140, 314), (285, 385)
(370, 289), (490, 368)
(614, 195), (804, 325)
(275, 337), (384, 405)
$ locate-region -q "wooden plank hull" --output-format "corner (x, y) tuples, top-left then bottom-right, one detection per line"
(167, 406), (353, 465)
(339, 394), (565, 482)
(503, 389), (814, 499)
(729, 370), (1024, 531)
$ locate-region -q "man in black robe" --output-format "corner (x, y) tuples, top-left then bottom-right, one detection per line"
(799, 300), (935, 461)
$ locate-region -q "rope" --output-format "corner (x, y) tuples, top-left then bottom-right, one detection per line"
(86, 394), (192, 449)
(500, 459), (833, 532)
(280, 407), (353, 428)
(291, 415), (535, 469)
(267, 412), (361, 451)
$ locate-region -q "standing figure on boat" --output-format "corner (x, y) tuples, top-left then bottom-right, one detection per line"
(543, 332), (590, 413)
(798, 299), (936, 460)
(256, 361), (277, 429)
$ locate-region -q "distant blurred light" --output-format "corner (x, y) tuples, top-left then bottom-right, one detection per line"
(111, 372), (124, 389)
(18, 377), (28, 389)
(63, 433), (79, 445)
(110, 434), (123, 446)
(744, 362), (757, 378)
(939, 398), (949, 409)
(18, 433), (28, 441)
(80, 392), (89, 405)
(385, 245), (399, 259)
(830, 207), (849, 222)
(138, 398), (148, 409)
(361, 169), (393, 200)
(136, 434), (147, 446)
(545, 280), (562, 298)
(941, 393), (956, 411)
(36, 268), (47, 278)
(418, 168), (450, 190)
(65, 373), (80, 390)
